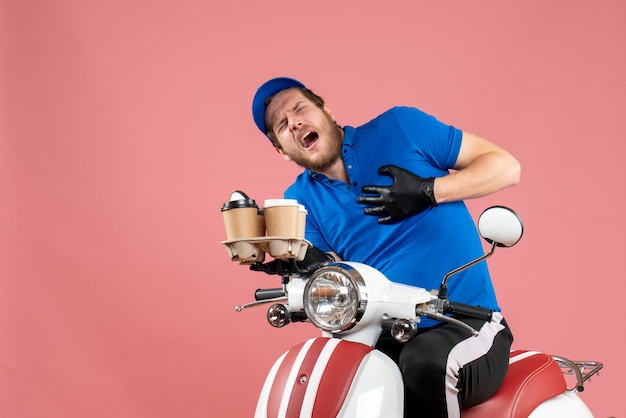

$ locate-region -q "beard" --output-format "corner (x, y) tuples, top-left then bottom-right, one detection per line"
(287, 117), (344, 173)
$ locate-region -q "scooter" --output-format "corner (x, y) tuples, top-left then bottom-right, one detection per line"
(226, 206), (603, 417)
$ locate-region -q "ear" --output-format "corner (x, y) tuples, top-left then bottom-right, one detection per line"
(276, 147), (291, 162)
(324, 104), (336, 121)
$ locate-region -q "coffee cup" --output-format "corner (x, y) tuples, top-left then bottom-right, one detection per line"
(221, 191), (265, 240)
(263, 199), (300, 238)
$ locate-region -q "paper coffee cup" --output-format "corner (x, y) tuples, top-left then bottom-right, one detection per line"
(221, 191), (265, 240)
(263, 199), (300, 238)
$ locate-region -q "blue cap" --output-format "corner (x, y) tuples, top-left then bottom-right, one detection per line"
(252, 77), (306, 137)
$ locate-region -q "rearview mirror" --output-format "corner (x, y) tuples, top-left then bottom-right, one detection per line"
(477, 206), (524, 248)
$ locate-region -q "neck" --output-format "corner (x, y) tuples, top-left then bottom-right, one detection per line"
(316, 158), (349, 183)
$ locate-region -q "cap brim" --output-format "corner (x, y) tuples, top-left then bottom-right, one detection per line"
(252, 77), (305, 137)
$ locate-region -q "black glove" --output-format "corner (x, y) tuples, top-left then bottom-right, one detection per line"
(357, 165), (437, 224)
(250, 245), (335, 278)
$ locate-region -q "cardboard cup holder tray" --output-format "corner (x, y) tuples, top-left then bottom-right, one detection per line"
(221, 237), (311, 264)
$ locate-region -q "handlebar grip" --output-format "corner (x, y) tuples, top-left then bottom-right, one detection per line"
(446, 301), (493, 322)
(255, 288), (285, 301)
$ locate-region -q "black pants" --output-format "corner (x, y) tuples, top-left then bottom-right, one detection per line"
(376, 313), (513, 418)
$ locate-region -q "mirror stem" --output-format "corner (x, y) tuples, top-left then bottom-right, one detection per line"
(438, 241), (498, 300)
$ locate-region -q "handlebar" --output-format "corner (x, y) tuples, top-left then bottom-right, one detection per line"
(444, 301), (493, 322)
(255, 288), (285, 300)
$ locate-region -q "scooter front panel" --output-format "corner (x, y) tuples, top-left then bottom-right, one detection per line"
(255, 337), (403, 418)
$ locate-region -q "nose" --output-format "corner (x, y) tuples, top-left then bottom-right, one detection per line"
(287, 114), (302, 130)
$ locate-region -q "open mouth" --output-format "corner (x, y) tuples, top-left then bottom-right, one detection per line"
(301, 131), (319, 149)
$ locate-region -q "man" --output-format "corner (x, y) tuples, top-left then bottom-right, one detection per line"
(250, 77), (520, 417)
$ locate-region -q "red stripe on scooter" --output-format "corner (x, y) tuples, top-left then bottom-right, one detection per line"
(267, 339), (328, 418)
(311, 341), (374, 418)
(283, 338), (329, 417)
(267, 340), (307, 418)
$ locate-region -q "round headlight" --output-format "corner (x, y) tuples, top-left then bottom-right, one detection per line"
(303, 264), (367, 332)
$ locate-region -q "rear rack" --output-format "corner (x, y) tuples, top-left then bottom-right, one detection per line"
(552, 355), (604, 392)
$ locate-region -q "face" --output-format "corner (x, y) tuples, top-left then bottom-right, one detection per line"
(265, 88), (343, 173)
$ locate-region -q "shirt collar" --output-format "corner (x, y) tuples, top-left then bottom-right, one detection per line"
(342, 125), (356, 148)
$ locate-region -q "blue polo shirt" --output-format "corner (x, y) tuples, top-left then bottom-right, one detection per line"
(284, 106), (500, 325)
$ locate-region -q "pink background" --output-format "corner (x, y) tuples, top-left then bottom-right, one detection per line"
(2, 1), (624, 417)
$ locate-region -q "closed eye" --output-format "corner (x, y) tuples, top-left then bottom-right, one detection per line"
(275, 118), (288, 133)
(292, 100), (308, 114)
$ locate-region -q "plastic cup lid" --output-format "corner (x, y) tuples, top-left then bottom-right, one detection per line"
(221, 190), (258, 211)
(263, 198), (300, 208)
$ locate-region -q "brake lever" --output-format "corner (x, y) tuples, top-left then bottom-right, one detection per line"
(235, 296), (287, 312)
(416, 308), (480, 337)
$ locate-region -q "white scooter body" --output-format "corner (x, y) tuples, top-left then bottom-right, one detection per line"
(254, 267), (597, 418)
